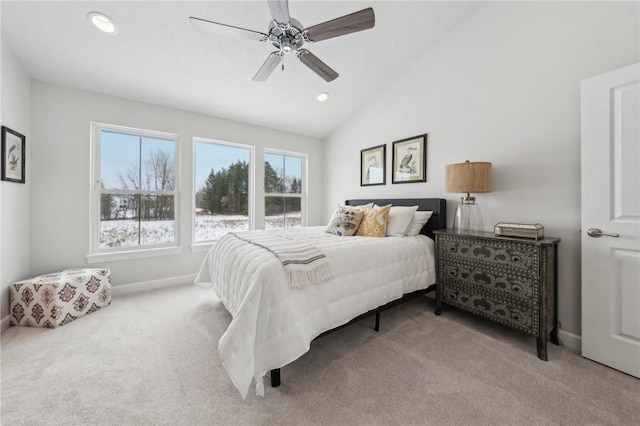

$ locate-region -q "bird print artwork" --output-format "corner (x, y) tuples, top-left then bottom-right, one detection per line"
(365, 154), (378, 181)
(7, 143), (19, 171)
(398, 147), (417, 173)
(392, 135), (426, 184)
(2, 127), (25, 182)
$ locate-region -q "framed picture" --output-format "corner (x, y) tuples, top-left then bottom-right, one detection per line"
(392, 134), (427, 184)
(360, 144), (386, 186)
(1, 126), (26, 184)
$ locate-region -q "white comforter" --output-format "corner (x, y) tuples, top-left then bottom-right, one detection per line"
(194, 226), (436, 398)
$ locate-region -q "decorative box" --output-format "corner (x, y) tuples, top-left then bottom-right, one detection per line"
(494, 222), (544, 240)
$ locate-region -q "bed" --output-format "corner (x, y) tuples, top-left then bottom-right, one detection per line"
(194, 198), (446, 398)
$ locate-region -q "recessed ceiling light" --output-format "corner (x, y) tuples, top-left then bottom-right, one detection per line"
(88, 12), (118, 35)
(317, 92), (329, 102)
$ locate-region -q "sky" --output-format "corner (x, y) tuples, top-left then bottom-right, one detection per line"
(101, 130), (174, 190)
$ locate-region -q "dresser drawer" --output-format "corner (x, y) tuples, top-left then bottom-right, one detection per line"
(438, 234), (539, 275)
(440, 279), (537, 335)
(440, 260), (537, 303)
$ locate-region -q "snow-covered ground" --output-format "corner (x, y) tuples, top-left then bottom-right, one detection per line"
(100, 213), (301, 247)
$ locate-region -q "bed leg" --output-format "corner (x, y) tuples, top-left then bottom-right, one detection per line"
(374, 312), (380, 332)
(270, 369), (281, 387)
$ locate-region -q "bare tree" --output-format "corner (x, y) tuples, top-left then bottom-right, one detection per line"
(116, 149), (175, 220)
(147, 150), (175, 191)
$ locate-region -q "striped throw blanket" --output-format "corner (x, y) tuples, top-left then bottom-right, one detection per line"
(230, 231), (332, 288)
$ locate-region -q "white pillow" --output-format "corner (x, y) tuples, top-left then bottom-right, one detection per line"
(386, 205), (419, 237)
(353, 202), (374, 210)
(406, 211), (434, 236)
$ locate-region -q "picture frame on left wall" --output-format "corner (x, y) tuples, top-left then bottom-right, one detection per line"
(1, 126), (26, 184)
(361, 144), (386, 186)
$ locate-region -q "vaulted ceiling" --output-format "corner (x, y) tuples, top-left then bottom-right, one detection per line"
(2, 1), (479, 139)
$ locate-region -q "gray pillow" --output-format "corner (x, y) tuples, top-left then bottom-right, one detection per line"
(326, 205), (364, 236)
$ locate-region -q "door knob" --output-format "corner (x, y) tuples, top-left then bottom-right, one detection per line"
(587, 228), (620, 238)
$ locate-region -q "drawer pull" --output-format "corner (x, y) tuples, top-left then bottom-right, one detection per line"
(511, 255), (522, 263)
(473, 247), (491, 257)
(473, 273), (491, 284)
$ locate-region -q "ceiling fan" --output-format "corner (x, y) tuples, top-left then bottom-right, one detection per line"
(189, 0), (375, 82)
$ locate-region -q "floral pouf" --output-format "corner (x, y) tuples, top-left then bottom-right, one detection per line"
(10, 269), (111, 328)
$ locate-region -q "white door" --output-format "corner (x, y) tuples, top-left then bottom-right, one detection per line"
(581, 63), (640, 378)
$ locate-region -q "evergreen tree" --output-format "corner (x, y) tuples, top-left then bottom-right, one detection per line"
(290, 178), (301, 194)
(264, 161), (283, 193)
(264, 161), (284, 215)
(225, 161), (249, 214)
(201, 160), (249, 215)
(203, 168), (226, 214)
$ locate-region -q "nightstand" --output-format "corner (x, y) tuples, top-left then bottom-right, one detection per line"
(434, 229), (560, 360)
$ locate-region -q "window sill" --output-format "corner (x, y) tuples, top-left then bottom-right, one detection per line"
(86, 246), (184, 264)
(191, 242), (215, 253)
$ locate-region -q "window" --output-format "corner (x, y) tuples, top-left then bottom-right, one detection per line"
(194, 138), (253, 242)
(92, 124), (178, 252)
(264, 151), (305, 230)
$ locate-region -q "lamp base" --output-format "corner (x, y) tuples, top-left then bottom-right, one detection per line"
(453, 197), (484, 231)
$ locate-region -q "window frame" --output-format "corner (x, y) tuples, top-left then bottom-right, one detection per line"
(192, 137), (255, 245)
(89, 122), (180, 257)
(264, 148), (308, 229)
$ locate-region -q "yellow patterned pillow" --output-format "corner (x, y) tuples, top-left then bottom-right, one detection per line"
(356, 204), (391, 237)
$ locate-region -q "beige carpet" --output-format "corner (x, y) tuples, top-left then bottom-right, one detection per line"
(1, 284), (638, 425)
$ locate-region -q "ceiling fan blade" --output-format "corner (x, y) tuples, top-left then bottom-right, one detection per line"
(253, 52), (283, 81)
(304, 8), (375, 42)
(189, 17), (268, 42)
(267, 0), (290, 25)
(297, 49), (338, 82)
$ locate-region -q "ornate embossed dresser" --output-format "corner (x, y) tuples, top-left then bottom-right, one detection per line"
(434, 229), (560, 360)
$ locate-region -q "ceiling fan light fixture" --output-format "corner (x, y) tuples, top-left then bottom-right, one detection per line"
(281, 41), (293, 54)
(317, 92), (329, 102)
(88, 12), (118, 35)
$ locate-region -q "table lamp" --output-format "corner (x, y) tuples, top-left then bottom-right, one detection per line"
(446, 160), (492, 231)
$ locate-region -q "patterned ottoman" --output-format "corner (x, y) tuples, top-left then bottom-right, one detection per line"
(10, 268), (111, 328)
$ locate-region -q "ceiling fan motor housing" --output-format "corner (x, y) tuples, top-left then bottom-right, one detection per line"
(268, 18), (304, 54)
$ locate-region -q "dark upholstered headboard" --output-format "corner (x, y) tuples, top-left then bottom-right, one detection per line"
(345, 198), (446, 240)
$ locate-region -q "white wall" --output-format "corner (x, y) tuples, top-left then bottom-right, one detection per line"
(1, 39), (31, 323)
(323, 2), (639, 340)
(29, 81), (323, 290)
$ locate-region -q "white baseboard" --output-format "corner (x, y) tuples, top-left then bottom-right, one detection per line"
(2, 281), (587, 352)
(111, 274), (196, 297)
(1, 275), (196, 334)
(1, 315), (10, 333)
(558, 329), (582, 352)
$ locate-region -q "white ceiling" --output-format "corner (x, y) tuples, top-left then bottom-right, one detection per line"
(2, 1), (479, 139)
